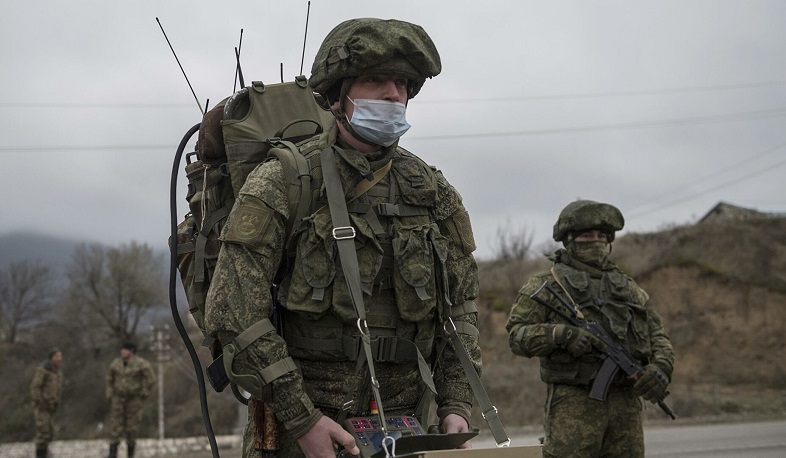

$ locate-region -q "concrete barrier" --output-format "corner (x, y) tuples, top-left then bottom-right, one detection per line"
(0, 435), (241, 458)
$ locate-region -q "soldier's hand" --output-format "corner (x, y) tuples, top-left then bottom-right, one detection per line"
(441, 413), (471, 449)
(296, 415), (359, 458)
(553, 324), (606, 357)
(633, 364), (669, 403)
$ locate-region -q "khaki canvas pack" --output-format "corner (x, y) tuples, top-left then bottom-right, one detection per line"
(173, 76), (334, 355)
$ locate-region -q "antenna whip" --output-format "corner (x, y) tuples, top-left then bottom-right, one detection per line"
(299, 1), (311, 75)
(233, 29), (244, 93)
(156, 18), (204, 115)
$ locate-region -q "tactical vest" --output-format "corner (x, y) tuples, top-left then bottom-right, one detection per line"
(540, 263), (654, 386)
(277, 144), (447, 365)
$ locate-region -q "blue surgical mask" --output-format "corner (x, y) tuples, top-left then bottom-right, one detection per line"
(346, 98), (411, 147)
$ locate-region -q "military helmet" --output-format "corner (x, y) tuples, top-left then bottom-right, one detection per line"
(309, 18), (441, 100)
(553, 200), (625, 243)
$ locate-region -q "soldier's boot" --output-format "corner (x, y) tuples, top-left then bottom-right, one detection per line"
(127, 443), (135, 458)
(35, 445), (48, 458)
(106, 442), (119, 458)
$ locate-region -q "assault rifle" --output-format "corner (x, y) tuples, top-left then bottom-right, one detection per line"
(530, 281), (677, 420)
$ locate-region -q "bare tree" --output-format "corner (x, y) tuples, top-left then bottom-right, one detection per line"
(65, 242), (166, 343)
(0, 259), (53, 343)
(492, 220), (534, 262)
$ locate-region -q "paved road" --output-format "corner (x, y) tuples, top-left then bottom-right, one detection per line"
(4, 419), (782, 457)
(472, 419), (786, 457)
(643, 419), (786, 457)
(161, 418), (786, 457)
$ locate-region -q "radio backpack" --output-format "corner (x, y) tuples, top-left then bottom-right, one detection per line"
(171, 76), (334, 360)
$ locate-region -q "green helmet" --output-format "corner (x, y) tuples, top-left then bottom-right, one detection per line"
(553, 200), (625, 243)
(309, 18), (441, 100)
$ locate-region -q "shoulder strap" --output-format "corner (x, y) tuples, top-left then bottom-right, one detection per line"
(320, 146), (392, 435)
(268, 140), (312, 238)
(443, 318), (510, 447)
(268, 140), (313, 284)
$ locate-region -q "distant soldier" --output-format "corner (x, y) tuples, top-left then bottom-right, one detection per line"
(104, 342), (155, 458)
(30, 348), (63, 458)
(506, 200), (675, 457)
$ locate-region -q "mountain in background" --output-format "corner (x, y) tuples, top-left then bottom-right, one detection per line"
(0, 231), (90, 274)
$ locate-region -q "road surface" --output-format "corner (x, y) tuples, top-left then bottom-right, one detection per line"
(472, 419), (786, 457)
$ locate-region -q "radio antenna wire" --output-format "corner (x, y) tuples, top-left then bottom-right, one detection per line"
(156, 17), (204, 115)
(233, 28), (244, 92)
(299, 1), (311, 76)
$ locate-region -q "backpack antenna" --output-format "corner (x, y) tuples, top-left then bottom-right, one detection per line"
(299, 1), (311, 76)
(156, 17), (205, 115)
(233, 28), (244, 93)
(234, 46), (246, 89)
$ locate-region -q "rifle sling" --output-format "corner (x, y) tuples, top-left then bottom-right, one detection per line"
(315, 157), (392, 215)
(550, 267), (584, 319)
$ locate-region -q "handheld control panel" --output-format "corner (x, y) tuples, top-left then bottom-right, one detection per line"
(341, 415), (478, 457)
(345, 415), (425, 456)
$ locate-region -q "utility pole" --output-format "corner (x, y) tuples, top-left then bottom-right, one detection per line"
(150, 325), (171, 446)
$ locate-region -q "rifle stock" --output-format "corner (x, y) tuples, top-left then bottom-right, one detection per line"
(529, 281), (677, 420)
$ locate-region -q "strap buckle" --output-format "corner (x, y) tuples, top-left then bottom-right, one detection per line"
(332, 226), (356, 240)
(375, 203), (400, 216)
(443, 316), (458, 335)
(482, 405), (498, 420)
(340, 399), (356, 412)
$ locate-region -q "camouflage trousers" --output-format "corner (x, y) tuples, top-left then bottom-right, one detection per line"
(107, 395), (145, 446)
(34, 407), (55, 447)
(542, 384), (643, 458)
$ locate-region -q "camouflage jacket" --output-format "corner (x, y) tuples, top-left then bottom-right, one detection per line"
(506, 250), (674, 386)
(30, 362), (62, 412)
(205, 124), (481, 438)
(106, 356), (155, 399)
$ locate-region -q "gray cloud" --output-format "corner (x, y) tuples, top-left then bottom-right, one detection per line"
(2, 0), (785, 260)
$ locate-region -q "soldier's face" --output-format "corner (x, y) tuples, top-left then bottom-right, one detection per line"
(120, 348), (133, 360)
(574, 230), (608, 242)
(50, 351), (62, 367)
(342, 74), (408, 120)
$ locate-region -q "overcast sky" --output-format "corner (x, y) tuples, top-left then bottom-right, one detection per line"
(2, 0), (785, 260)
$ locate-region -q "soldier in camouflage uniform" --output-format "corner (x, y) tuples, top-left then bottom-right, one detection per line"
(205, 18), (481, 458)
(506, 200), (675, 458)
(29, 348), (63, 458)
(104, 342), (155, 458)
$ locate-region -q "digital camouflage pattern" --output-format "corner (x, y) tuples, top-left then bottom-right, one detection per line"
(105, 355), (155, 446)
(542, 384), (644, 457)
(205, 124), (481, 457)
(552, 200), (625, 243)
(506, 246), (674, 457)
(30, 361), (62, 447)
(309, 18), (441, 99)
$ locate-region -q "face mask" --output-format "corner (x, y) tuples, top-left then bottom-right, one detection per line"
(347, 98), (411, 147)
(569, 241), (611, 266)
